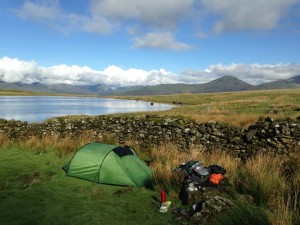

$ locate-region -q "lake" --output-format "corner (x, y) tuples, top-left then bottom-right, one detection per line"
(0, 96), (175, 123)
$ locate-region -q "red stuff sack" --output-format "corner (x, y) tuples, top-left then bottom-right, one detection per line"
(209, 173), (224, 185)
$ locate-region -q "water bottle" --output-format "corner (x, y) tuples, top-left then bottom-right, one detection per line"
(160, 189), (166, 203)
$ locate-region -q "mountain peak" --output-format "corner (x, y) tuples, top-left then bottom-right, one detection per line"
(287, 75), (300, 84)
(0, 75), (299, 96)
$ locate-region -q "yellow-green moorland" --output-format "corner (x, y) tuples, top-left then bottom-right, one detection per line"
(114, 89), (300, 128)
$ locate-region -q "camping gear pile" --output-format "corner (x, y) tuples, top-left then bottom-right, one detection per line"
(174, 160), (227, 207)
(168, 160), (235, 224)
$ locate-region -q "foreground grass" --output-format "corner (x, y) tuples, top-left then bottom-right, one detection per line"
(0, 147), (175, 225)
(1, 134), (299, 225)
(0, 145), (270, 225)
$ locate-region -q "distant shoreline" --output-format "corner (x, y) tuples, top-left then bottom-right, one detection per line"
(0, 88), (97, 97)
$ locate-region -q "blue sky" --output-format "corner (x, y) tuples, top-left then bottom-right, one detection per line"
(0, 0), (300, 86)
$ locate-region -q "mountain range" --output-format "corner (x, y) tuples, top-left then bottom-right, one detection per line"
(0, 75), (299, 96)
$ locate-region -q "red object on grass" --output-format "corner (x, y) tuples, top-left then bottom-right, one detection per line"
(160, 190), (166, 203)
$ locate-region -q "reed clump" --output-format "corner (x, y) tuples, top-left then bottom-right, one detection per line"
(0, 134), (10, 148)
(0, 132), (118, 157)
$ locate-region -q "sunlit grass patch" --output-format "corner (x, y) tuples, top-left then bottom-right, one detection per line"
(114, 89), (300, 128)
(0, 147), (174, 225)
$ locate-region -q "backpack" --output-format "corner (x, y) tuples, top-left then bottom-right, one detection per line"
(208, 165), (226, 175)
(191, 162), (210, 176)
(180, 161), (210, 177)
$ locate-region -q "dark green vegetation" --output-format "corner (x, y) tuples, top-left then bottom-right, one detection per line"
(1, 75), (299, 96)
(0, 147), (174, 225)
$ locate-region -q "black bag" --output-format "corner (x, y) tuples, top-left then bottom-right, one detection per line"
(208, 165), (226, 175)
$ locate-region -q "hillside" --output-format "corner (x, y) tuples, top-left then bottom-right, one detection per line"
(0, 75), (299, 96)
(191, 75), (253, 93)
(256, 75), (300, 90)
(0, 80), (112, 95)
(111, 75), (299, 95)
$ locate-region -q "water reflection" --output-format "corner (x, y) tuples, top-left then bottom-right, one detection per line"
(0, 96), (174, 123)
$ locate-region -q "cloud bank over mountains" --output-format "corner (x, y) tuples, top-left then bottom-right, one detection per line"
(12, 0), (299, 51)
(1, 57), (299, 86)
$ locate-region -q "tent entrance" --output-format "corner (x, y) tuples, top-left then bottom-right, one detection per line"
(112, 146), (134, 157)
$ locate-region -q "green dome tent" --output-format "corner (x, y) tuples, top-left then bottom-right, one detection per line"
(63, 143), (152, 187)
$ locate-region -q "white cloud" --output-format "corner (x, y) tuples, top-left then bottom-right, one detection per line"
(12, 0), (194, 35)
(195, 63), (300, 85)
(133, 32), (192, 51)
(11, 0), (300, 50)
(13, 0), (60, 21)
(89, 0), (194, 29)
(12, 0), (194, 49)
(1, 57), (300, 87)
(0, 57), (178, 86)
(200, 0), (299, 33)
(0, 57), (40, 83)
(12, 0), (112, 34)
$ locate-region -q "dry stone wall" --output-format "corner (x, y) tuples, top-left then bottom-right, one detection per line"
(0, 115), (299, 157)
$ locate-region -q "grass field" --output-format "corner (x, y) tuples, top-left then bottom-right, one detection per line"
(0, 136), (299, 225)
(0, 147), (176, 225)
(113, 89), (300, 128)
(0, 88), (299, 224)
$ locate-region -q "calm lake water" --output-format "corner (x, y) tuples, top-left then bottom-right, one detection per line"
(0, 96), (174, 123)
